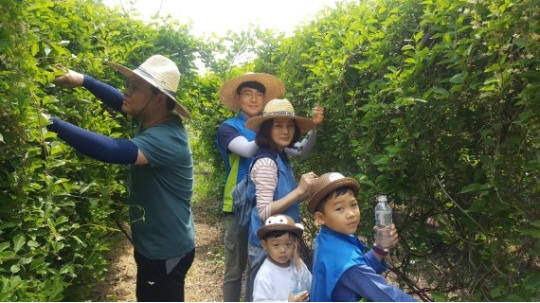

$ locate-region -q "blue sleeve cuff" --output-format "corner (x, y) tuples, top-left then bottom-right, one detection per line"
(82, 75), (124, 111)
(364, 249), (388, 274)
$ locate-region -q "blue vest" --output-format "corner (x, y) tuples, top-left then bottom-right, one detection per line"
(216, 112), (256, 212)
(310, 226), (368, 302)
(247, 148), (300, 247)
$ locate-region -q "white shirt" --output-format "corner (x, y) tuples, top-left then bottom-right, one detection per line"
(253, 258), (312, 302)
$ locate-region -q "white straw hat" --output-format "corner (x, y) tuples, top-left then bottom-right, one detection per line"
(109, 55), (192, 120)
(245, 98), (315, 134)
(219, 73), (285, 111)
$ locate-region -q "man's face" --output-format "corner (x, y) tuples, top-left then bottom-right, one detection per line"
(122, 76), (156, 117)
(271, 117), (296, 150)
(315, 190), (360, 235)
(261, 233), (296, 266)
(238, 87), (265, 117)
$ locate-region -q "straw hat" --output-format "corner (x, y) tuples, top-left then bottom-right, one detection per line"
(219, 73), (285, 111)
(245, 98), (314, 134)
(257, 214), (304, 240)
(109, 55), (192, 120)
(308, 172), (360, 213)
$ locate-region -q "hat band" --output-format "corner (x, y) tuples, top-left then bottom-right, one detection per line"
(262, 111), (295, 117)
(135, 67), (177, 97)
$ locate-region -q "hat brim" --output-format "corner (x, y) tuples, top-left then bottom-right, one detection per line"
(257, 223), (303, 240)
(308, 178), (360, 213)
(219, 73), (285, 111)
(246, 115), (315, 135)
(108, 62), (192, 120)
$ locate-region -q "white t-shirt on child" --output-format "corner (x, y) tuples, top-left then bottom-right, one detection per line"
(253, 257), (312, 302)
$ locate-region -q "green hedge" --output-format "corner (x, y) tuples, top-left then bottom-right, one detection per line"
(251, 0), (539, 300)
(0, 0), (198, 300)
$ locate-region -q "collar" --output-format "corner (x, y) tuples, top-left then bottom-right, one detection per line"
(320, 225), (362, 245)
(237, 111), (249, 121)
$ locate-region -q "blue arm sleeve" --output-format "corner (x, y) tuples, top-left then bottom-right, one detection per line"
(47, 117), (138, 164)
(82, 75), (124, 111)
(364, 249), (388, 274)
(332, 265), (417, 302)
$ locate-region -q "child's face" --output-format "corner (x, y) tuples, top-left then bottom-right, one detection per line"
(261, 233), (296, 266)
(271, 118), (296, 150)
(315, 190), (360, 235)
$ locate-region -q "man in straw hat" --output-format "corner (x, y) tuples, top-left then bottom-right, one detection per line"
(216, 73), (324, 301)
(307, 172), (416, 302)
(48, 55), (194, 301)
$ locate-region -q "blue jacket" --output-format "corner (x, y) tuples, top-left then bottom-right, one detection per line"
(216, 112), (256, 212)
(311, 226), (368, 301)
(247, 148), (300, 247)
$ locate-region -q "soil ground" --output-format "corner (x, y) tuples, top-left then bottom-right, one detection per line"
(92, 200), (225, 302)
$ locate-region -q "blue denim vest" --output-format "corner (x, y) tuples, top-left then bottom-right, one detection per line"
(247, 148), (300, 247)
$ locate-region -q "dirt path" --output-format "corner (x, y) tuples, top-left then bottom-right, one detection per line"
(93, 200), (225, 301)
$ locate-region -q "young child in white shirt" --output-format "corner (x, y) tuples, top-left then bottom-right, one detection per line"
(253, 214), (312, 302)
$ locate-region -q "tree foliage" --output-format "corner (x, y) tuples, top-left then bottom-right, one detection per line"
(1, 0), (538, 301)
(0, 0), (198, 300)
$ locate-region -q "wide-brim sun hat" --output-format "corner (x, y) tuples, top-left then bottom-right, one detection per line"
(245, 98), (315, 135)
(108, 55), (192, 120)
(219, 73), (285, 111)
(257, 214), (304, 240)
(308, 172), (360, 214)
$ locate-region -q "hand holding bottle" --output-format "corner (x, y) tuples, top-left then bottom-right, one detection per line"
(374, 223), (399, 250)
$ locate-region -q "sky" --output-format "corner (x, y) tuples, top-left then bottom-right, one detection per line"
(102, 0), (351, 37)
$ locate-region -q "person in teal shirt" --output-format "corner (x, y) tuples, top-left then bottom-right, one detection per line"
(49, 55), (195, 301)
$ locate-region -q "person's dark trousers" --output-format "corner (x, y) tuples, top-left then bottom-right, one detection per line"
(134, 249), (195, 302)
(223, 213), (249, 301)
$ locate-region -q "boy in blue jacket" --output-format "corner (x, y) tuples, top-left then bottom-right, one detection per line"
(308, 172), (416, 302)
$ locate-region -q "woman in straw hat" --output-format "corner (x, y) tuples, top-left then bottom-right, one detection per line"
(243, 98), (320, 300)
(216, 73), (323, 301)
(48, 55), (194, 301)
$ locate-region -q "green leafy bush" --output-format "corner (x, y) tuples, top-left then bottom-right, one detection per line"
(252, 0), (539, 300)
(0, 0), (198, 300)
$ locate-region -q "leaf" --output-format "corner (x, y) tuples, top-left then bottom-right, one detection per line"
(521, 229), (540, 239)
(401, 44), (414, 51)
(431, 291), (448, 301)
(0, 242), (10, 253)
(449, 73), (465, 84)
(10, 264), (20, 274)
(531, 220), (540, 228)
(39, 113), (52, 126)
(27, 240), (39, 248)
(12, 234), (25, 253)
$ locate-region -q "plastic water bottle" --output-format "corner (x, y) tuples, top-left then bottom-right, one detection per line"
(375, 195), (392, 251)
(375, 195), (392, 227)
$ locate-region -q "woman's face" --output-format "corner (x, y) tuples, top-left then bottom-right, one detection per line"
(271, 117), (296, 150)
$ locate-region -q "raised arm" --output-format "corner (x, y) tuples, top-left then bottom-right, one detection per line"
(285, 106), (323, 158)
(54, 69), (124, 111)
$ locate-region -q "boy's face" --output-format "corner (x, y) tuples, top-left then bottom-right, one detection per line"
(238, 87), (265, 118)
(314, 190), (360, 235)
(261, 233), (296, 266)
